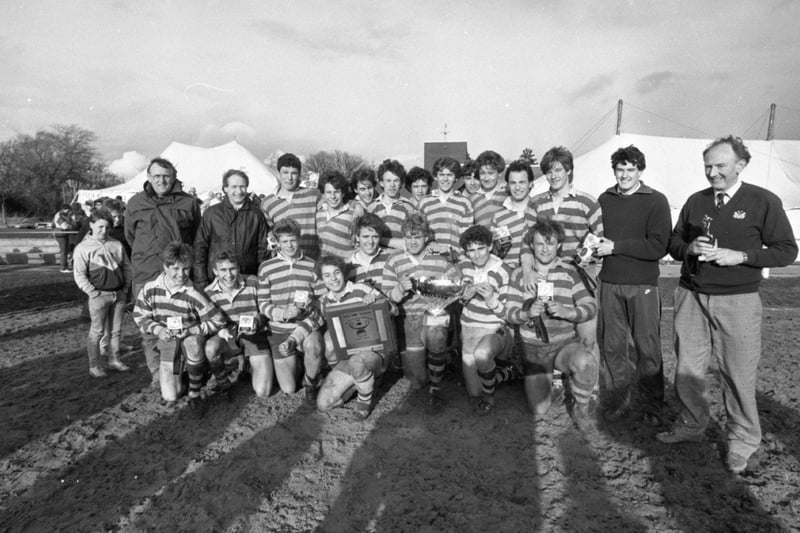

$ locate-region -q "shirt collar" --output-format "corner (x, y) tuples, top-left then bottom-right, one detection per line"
(722, 179), (743, 199)
(325, 281), (356, 302)
(548, 184), (576, 199)
(207, 275), (245, 294)
(156, 272), (189, 295)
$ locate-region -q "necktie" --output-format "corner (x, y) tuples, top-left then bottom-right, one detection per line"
(716, 192), (726, 209)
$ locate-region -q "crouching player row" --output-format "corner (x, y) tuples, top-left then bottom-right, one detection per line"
(506, 218), (599, 434)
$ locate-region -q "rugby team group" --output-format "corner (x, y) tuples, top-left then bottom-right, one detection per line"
(71, 135), (797, 475)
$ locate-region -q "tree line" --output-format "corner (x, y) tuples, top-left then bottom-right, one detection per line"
(0, 124), (121, 223)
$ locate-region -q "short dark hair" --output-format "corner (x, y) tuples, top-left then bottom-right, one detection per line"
(610, 145), (646, 171)
(405, 166), (433, 191)
(147, 157), (177, 178)
(273, 218), (301, 239)
(350, 167), (377, 193)
(432, 157), (461, 177)
(354, 212), (385, 236)
(703, 135), (751, 164)
(505, 160), (534, 182)
(316, 253), (346, 277)
(222, 169), (250, 188)
(212, 249), (239, 267)
(162, 241), (193, 267)
(459, 224), (493, 251)
(524, 217), (566, 249)
(89, 208), (113, 225)
(540, 146), (574, 176)
(277, 153), (302, 173)
(318, 170), (349, 193)
(377, 159), (407, 185)
(475, 151), (506, 174)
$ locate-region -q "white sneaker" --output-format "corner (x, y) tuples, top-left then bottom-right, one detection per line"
(108, 360), (130, 372)
(89, 366), (108, 378)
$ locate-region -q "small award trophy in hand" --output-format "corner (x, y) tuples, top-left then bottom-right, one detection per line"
(698, 214), (717, 262)
(522, 280), (554, 343)
(411, 273), (470, 328)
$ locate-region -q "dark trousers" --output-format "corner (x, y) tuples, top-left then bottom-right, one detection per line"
(599, 281), (664, 405)
(56, 235), (71, 270)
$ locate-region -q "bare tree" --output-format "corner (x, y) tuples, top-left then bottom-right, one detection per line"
(304, 150), (367, 180)
(518, 147), (538, 166)
(0, 124), (116, 217)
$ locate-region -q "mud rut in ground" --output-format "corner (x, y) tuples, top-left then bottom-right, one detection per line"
(0, 271), (799, 532)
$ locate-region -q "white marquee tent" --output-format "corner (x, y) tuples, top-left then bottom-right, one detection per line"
(567, 133), (800, 250)
(75, 141), (279, 205)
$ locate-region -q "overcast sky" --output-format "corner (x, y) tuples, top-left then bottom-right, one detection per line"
(2, 0), (799, 175)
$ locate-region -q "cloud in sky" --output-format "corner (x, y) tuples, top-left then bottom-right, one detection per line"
(2, 0), (800, 164)
(251, 18), (406, 59)
(635, 72), (677, 96)
(108, 151), (148, 179)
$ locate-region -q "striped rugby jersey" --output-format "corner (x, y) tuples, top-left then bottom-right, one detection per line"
(505, 258), (596, 345)
(491, 197), (537, 268)
(381, 248), (453, 317)
(261, 187), (321, 259)
(345, 248), (392, 289)
(316, 201), (356, 259)
(419, 191), (474, 251)
(257, 253), (322, 336)
(368, 195), (414, 248)
(133, 273), (225, 336)
(528, 186), (603, 258)
(457, 254), (513, 329)
(204, 274), (263, 328)
(471, 185), (508, 227)
(320, 281), (380, 312)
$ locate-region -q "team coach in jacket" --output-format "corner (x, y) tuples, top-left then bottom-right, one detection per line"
(125, 157), (202, 383)
(657, 135), (797, 475)
(193, 169), (270, 287)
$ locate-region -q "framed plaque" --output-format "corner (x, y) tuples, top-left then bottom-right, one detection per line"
(325, 300), (396, 361)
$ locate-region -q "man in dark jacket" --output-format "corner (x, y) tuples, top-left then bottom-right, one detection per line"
(124, 157), (202, 382)
(193, 169), (270, 286)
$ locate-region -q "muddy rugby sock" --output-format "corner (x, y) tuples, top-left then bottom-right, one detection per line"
(570, 376), (593, 406)
(427, 351), (446, 389)
(353, 370), (374, 403)
(478, 364), (497, 395)
(209, 356), (229, 384)
(187, 362), (205, 398)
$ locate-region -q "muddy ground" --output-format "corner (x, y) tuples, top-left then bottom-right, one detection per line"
(0, 267), (798, 532)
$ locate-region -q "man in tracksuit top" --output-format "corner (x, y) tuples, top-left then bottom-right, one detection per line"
(594, 145), (672, 425)
(657, 135), (797, 475)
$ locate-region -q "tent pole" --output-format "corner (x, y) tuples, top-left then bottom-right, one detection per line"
(767, 103), (776, 140)
(616, 99), (623, 135)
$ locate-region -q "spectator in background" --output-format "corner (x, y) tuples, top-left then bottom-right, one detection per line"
(53, 204), (75, 272)
(71, 202), (89, 251)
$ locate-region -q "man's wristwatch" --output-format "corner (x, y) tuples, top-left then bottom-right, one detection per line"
(741, 251), (749, 264)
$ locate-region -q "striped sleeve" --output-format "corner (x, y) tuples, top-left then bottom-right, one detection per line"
(316, 204), (356, 258)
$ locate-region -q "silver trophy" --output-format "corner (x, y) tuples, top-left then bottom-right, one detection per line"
(411, 275), (470, 318)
